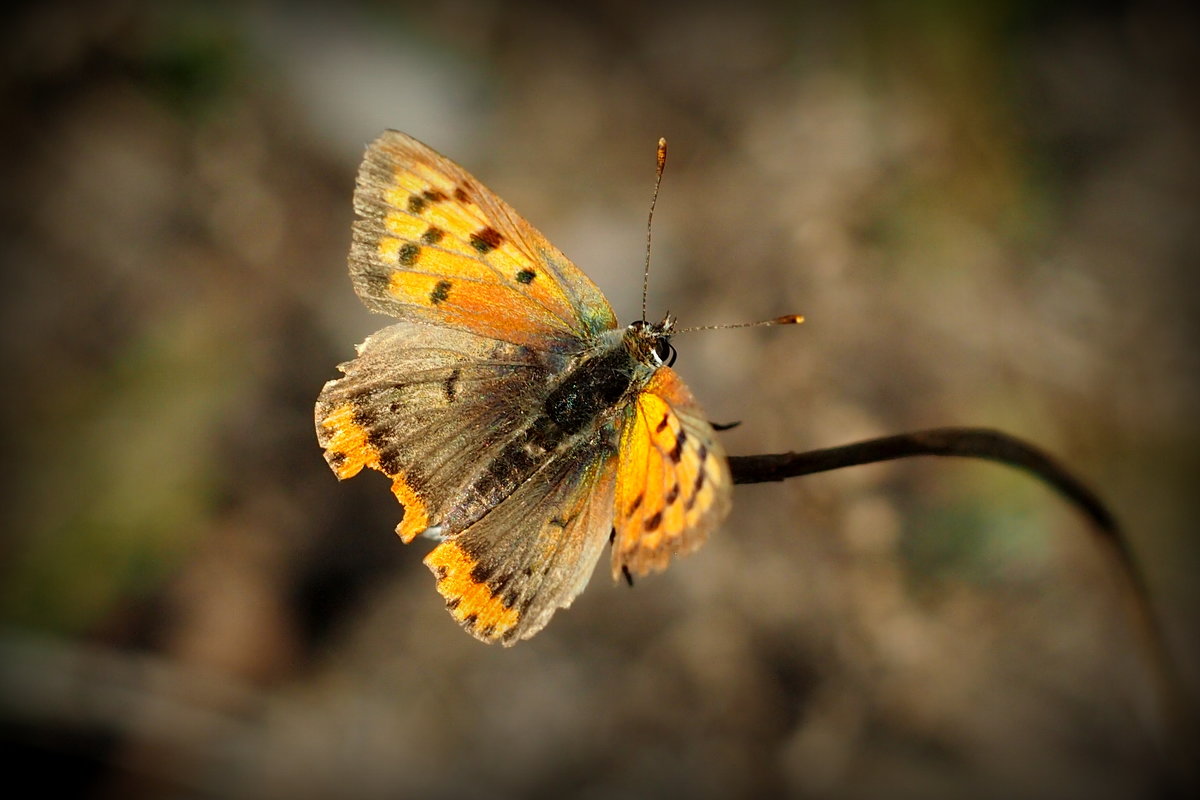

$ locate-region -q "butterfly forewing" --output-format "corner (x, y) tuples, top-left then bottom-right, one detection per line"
(351, 131), (618, 349)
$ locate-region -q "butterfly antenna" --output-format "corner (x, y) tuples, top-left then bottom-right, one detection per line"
(676, 314), (805, 334)
(642, 137), (668, 323)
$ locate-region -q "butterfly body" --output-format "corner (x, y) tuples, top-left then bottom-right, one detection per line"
(435, 323), (657, 535)
(317, 131), (731, 644)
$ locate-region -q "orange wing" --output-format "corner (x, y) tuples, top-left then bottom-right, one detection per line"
(350, 130), (618, 350)
(611, 367), (732, 579)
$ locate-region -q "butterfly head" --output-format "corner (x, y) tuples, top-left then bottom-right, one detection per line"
(627, 314), (677, 368)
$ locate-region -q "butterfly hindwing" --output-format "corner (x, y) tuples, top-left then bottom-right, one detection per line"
(612, 367), (732, 579)
(424, 434), (619, 645)
(316, 321), (556, 542)
(351, 130), (618, 349)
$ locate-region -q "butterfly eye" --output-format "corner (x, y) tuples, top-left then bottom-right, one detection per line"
(654, 339), (677, 367)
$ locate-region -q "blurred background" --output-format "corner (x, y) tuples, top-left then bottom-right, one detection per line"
(2, 1), (1197, 797)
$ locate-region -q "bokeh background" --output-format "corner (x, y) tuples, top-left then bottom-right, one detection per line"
(2, 1), (1197, 797)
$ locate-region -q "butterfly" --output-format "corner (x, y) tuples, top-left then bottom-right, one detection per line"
(316, 130), (775, 645)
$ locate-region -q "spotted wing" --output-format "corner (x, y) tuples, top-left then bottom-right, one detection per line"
(424, 433), (619, 645)
(611, 367), (732, 579)
(316, 322), (553, 543)
(351, 130), (618, 350)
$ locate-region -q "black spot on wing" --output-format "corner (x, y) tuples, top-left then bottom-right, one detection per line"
(430, 279), (452, 304)
(408, 189), (447, 215)
(645, 510), (662, 531)
(355, 408), (401, 473)
(516, 268), (536, 284)
(421, 226), (445, 244)
(469, 561), (492, 585)
(692, 456), (707, 494)
(444, 368), (461, 401)
(470, 226), (504, 254)
(668, 430), (687, 463)
(399, 243), (420, 266)
(376, 446), (404, 478)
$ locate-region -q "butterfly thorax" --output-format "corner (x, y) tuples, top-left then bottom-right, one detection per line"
(540, 315), (676, 437)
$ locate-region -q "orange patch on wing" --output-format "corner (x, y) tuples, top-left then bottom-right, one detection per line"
(612, 392), (668, 553)
(381, 212), (431, 240)
(319, 403), (379, 479)
(424, 541), (520, 641)
(386, 272), (572, 345)
(320, 404), (430, 543)
(391, 474), (429, 543)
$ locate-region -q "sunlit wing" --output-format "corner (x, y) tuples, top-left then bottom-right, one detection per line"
(611, 367), (732, 578)
(350, 130), (618, 351)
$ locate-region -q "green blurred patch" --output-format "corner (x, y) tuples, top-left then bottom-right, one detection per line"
(131, 2), (246, 116)
(1, 307), (247, 634)
(899, 465), (1059, 587)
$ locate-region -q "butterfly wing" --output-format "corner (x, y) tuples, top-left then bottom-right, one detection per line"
(424, 433), (619, 645)
(351, 130), (618, 350)
(316, 321), (553, 542)
(611, 367), (732, 579)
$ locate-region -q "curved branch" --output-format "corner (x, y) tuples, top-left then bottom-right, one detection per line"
(730, 426), (1195, 779)
(730, 426), (1117, 534)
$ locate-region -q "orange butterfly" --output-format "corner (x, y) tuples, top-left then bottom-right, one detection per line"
(316, 131), (794, 644)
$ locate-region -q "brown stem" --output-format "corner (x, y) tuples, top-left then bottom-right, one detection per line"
(730, 426), (1194, 782)
(730, 426), (1117, 533)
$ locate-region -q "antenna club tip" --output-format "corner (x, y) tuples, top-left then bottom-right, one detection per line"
(777, 314), (805, 324)
(656, 138), (667, 168)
